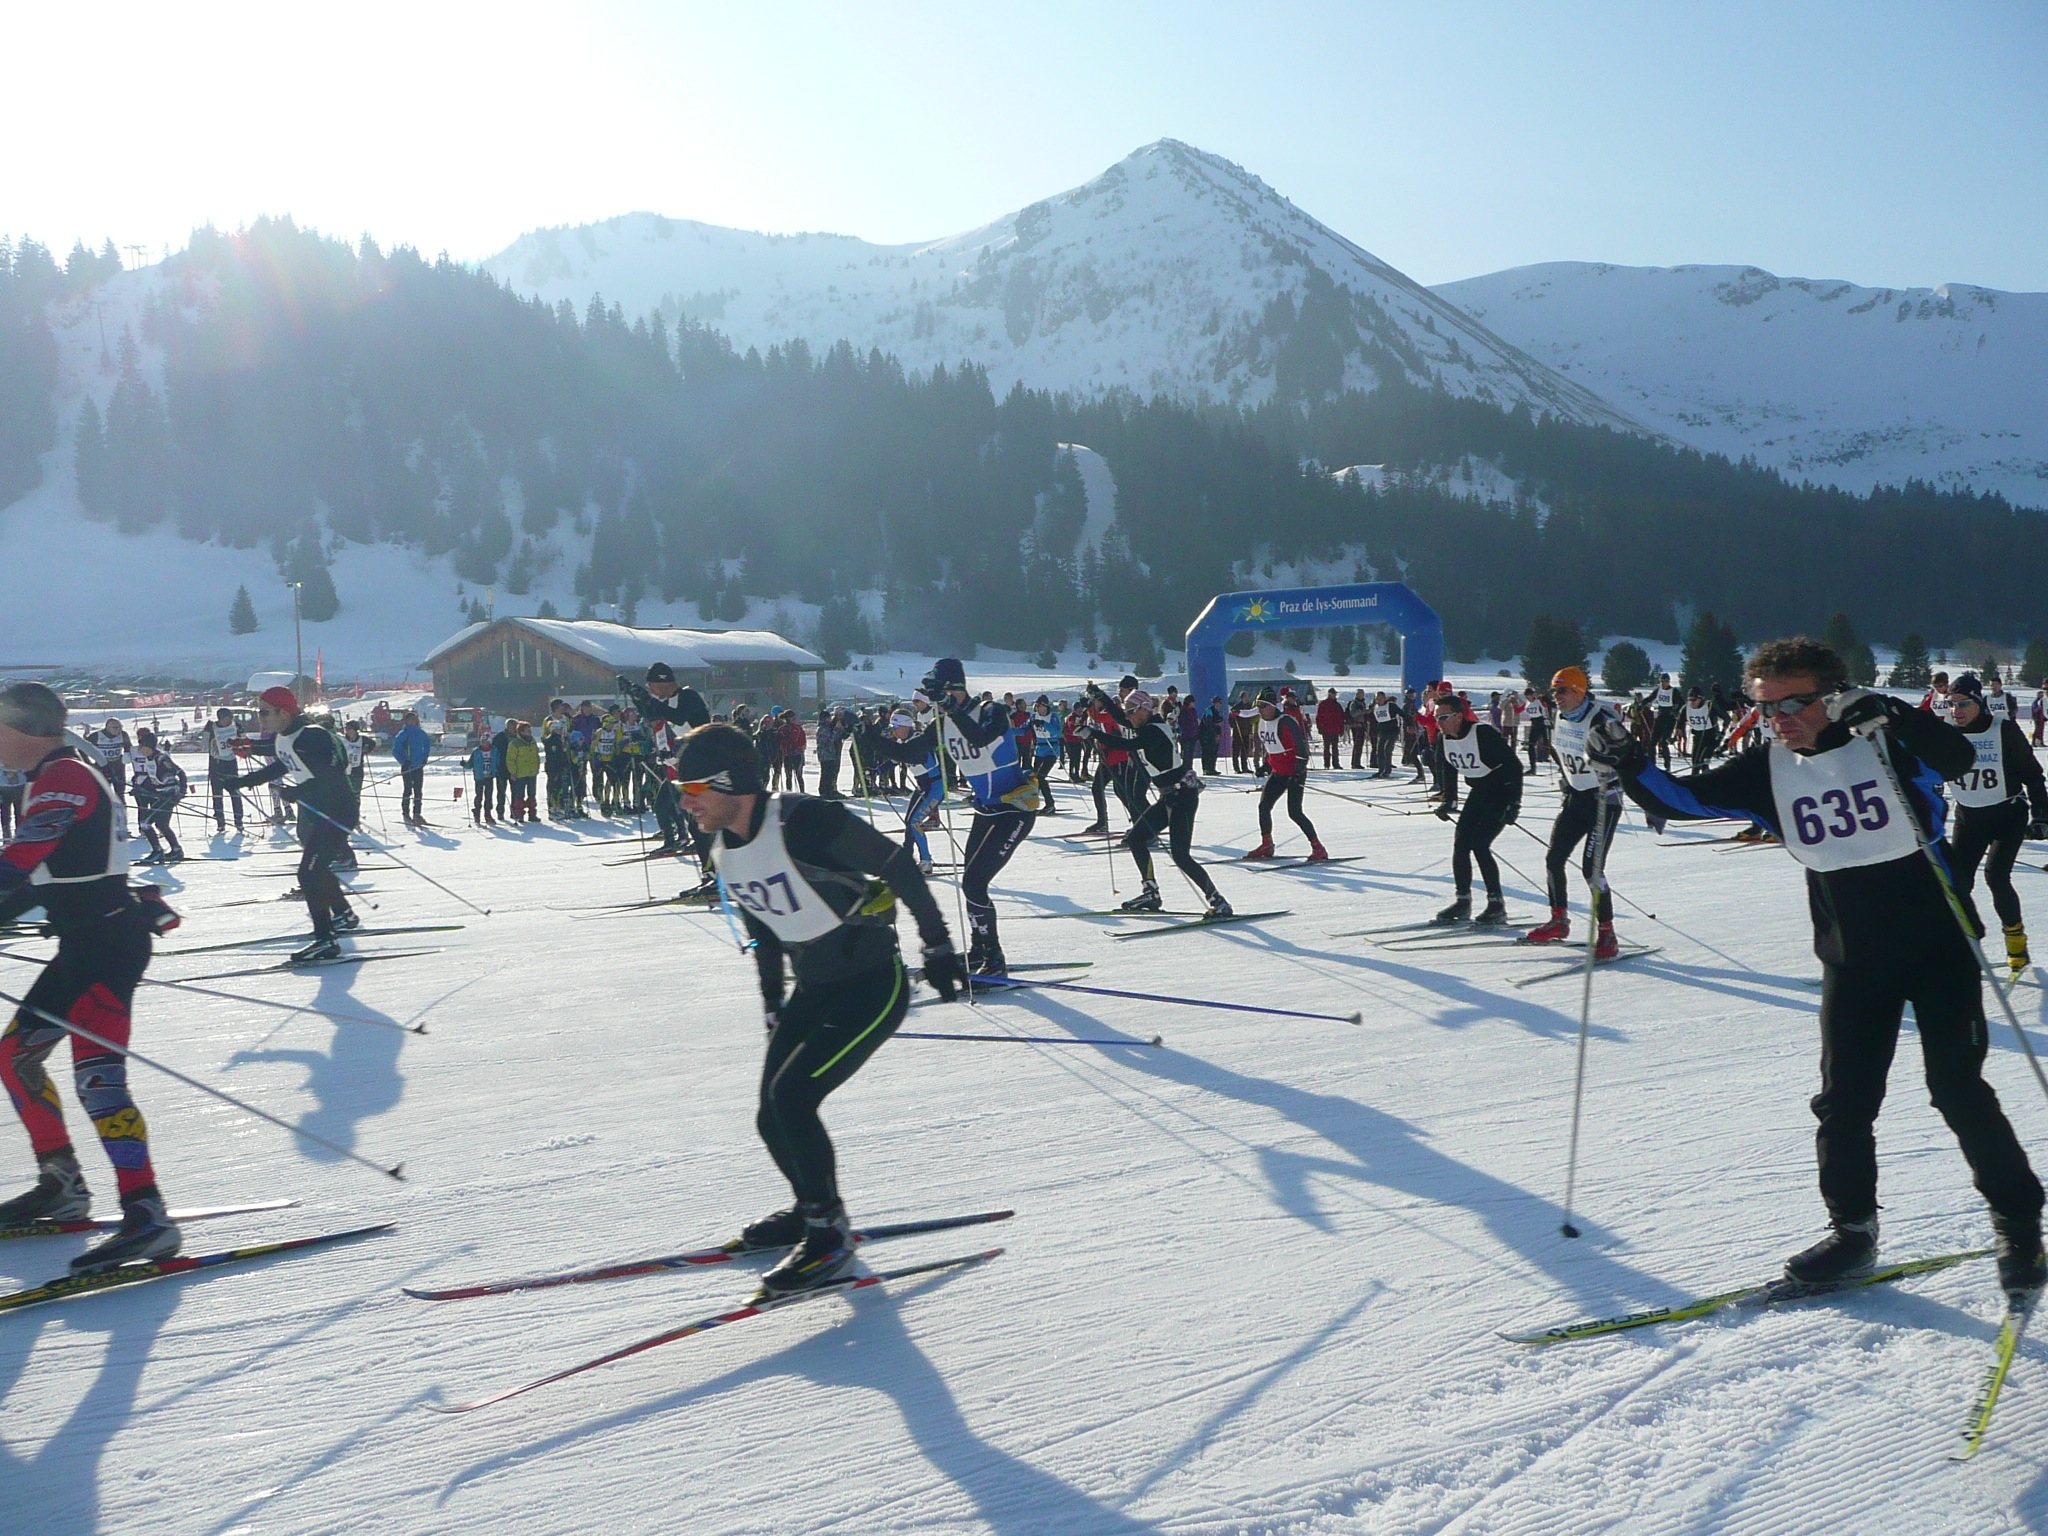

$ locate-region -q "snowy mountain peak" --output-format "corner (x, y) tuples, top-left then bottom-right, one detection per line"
(482, 143), (1641, 427)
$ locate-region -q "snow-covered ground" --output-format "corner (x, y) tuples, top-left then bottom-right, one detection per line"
(5, 739), (2046, 1533)
(1436, 261), (2048, 509)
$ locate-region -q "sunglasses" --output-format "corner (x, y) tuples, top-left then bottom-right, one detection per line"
(1747, 690), (1824, 719)
(677, 778), (721, 797)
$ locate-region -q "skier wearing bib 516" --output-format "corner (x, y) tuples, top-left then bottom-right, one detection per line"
(675, 723), (968, 1297)
(0, 682), (183, 1274)
(1944, 672), (2048, 979)
(1431, 690), (1523, 925)
(1587, 637), (2046, 1300)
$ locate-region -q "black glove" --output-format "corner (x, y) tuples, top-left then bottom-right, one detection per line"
(1433, 803), (1453, 822)
(1503, 803), (1520, 826)
(279, 783), (300, 803)
(763, 1006), (780, 1035)
(2030, 818), (2048, 842)
(921, 940), (967, 1003)
(1583, 714), (1643, 770)
(615, 673), (635, 697)
(1826, 688), (1898, 737)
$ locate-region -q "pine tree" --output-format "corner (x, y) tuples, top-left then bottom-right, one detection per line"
(1602, 641), (1653, 695)
(1327, 626), (1354, 673)
(536, 598), (561, 619)
(1521, 614), (1588, 693)
(1820, 613), (1878, 686)
(228, 584), (259, 635)
(74, 397), (107, 515)
(2022, 638), (2048, 688)
(1679, 612), (1745, 694)
(1890, 634), (1932, 688)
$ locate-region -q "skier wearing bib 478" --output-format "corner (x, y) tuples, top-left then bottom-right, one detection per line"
(1945, 673), (2048, 978)
(1588, 637), (2046, 1299)
(676, 723), (968, 1296)
(873, 659), (1040, 977)
(1085, 684), (1231, 918)
(1431, 692), (1523, 925)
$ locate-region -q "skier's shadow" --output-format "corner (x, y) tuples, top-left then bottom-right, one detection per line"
(221, 967), (407, 1160)
(988, 987), (1681, 1312)
(438, 1270), (1162, 1535)
(0, 1279), (179, 1536)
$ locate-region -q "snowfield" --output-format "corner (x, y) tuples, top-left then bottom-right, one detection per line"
(4, 739), (2046, 1534)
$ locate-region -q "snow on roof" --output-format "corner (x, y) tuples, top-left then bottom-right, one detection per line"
(420, 617), (825, 672)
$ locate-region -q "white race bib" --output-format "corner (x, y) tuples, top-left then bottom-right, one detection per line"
(1769, 737), (1921, 871)
(713, 802), (844, 944)
(1950, 726), (2014, 809)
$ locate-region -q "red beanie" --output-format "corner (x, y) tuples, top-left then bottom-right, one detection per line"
(259, 686), (300, 713)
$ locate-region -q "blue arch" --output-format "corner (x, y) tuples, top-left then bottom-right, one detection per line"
(1184, 583), (1445, 705)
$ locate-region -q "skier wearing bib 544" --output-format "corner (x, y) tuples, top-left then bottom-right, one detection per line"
(1587, 638), (2046, 1300)
(675, 723), (967, 1297)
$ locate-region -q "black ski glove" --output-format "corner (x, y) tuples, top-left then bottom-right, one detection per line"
(921, 940), (967, 1003)
(1825, 688), (1903, 738)
(1583, 715), (1646, 773)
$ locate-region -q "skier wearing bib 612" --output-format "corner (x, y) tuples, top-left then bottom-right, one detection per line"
(1586, 637), (2046, 1299)
(1430, 690), (1524, 925)
(674, 722), (968, 1296)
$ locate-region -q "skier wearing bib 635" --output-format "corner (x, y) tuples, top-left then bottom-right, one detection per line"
(674, 722), (968, 1296)
(1586, 637), (2046, 1300)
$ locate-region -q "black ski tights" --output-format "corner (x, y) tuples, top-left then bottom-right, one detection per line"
(1125, 786), (1217, 900)
(1545, 789), (1617, 922)
(1951, 799), (2027, 930)
(758, 958), (907, 1207)
(1256, 772), (1318, 844)
(961, 807), (1035, 956)
(1452, 793), (1510, 901)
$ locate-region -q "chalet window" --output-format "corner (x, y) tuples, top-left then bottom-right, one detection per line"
(502, 642), (510, 679)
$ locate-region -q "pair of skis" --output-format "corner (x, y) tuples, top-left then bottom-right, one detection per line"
(412, 1209), (1014, 1413)
(1503, 1247), (2029, 1457)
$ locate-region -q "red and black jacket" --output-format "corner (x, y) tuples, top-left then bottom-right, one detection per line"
(0, 747), (137, 937)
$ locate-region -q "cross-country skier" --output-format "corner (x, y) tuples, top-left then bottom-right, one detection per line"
(1946, 673), (2048, 978)
(873, 658), (1040, 976)
(1684, 687), (1720, 773)
(1079, 675), (1142, 836)
(1430, 689), (1523, 924)
(621, 665), (717, 898)
(128, 728), (188, 866)
(1242, 688), (1328, 861)
(200, 707), (247, 831)
(229, 688), (362, 962)
(1087, 684), (1231, 918)
(673, 722), (967, 1295)
(390, 710), (430, 825)
(1520, 668), (1622, 955)
(1587, 637), (2046, 1298)
(889, 710), (942, 873)
(0, 683), (182, 1273)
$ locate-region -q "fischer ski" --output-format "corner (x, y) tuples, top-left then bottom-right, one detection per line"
(429, 1246), (1004, 1413)
(1954, 1296), (2037, 1460)
(169, 948), (446, 985)
(0, 1223), (394, 1318)
(1501, 1248), (1992, 1346)
(1111, 909), (1290, 942)
(404, 1208), (1014, 1302)
(162, 924), (463, 958)
(2, 1198), (297, 1242)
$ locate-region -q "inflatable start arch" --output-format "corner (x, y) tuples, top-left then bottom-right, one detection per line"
(1184, 583), (1446, 705)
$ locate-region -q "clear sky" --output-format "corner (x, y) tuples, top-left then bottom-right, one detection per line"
(12, 0), (2047, 290)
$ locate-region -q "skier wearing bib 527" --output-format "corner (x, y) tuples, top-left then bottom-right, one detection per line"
(675, 723), (968, 1297)
(1587, 637), (2046, 1300)
(0, 683), (183, 1274)
(1944, 672), (2048, 979)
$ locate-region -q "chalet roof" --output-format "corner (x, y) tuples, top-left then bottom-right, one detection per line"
(420, 618), (825, 673)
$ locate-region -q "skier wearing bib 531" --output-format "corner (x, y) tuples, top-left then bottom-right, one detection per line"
(1586, 637), (2046, 1300)
(675, 723), (967, 1297)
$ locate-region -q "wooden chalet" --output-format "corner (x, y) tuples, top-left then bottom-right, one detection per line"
(421, 618), (828, 722)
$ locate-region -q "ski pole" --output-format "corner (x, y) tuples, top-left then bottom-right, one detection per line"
(300, 802), (491, 917)
(1866, 723), (2048, 1106)
(0, 985), (405, 1180)
(0, 946), (421, 1032)
(1511, 819), (1658, 920)
(941, 972), (1363, 1025)
(1558, 788), (1611, 1239)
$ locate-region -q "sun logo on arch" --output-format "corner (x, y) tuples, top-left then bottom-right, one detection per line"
(1236, 599), (1274, 625)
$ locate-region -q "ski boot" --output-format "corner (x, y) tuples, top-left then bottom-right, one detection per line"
(1120, 883), (1164, 913)
(1993, 1210), (2047, 1302)
(1204, 891), (1234, 921)
(738, 1205), (808, 1252)
(1077, 821), (1109, 837)
(1472, 896), (1509, 928)
(1783, 1215), (1878, 1288)
(160, 848), (186, 865)
(1523, 907), (1571, 945)
(1593, 922), (1620, 961)
(971, 944), (1008, 978)
(0, 1151), (91, 1224)
(1304, 841), (1331, 864)
(332, 908), (363, 934)
(291, 937), (343, 965)
(917, 858), (935, 875)
(1242, 839), (1275, 860)
(2007, 923), (2032, 980)
(678, 873), (720, 905)
(69, 1190), (181, 1275)
(756, 1200), (855, 1297)
(1432, 895), (1472, 927)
